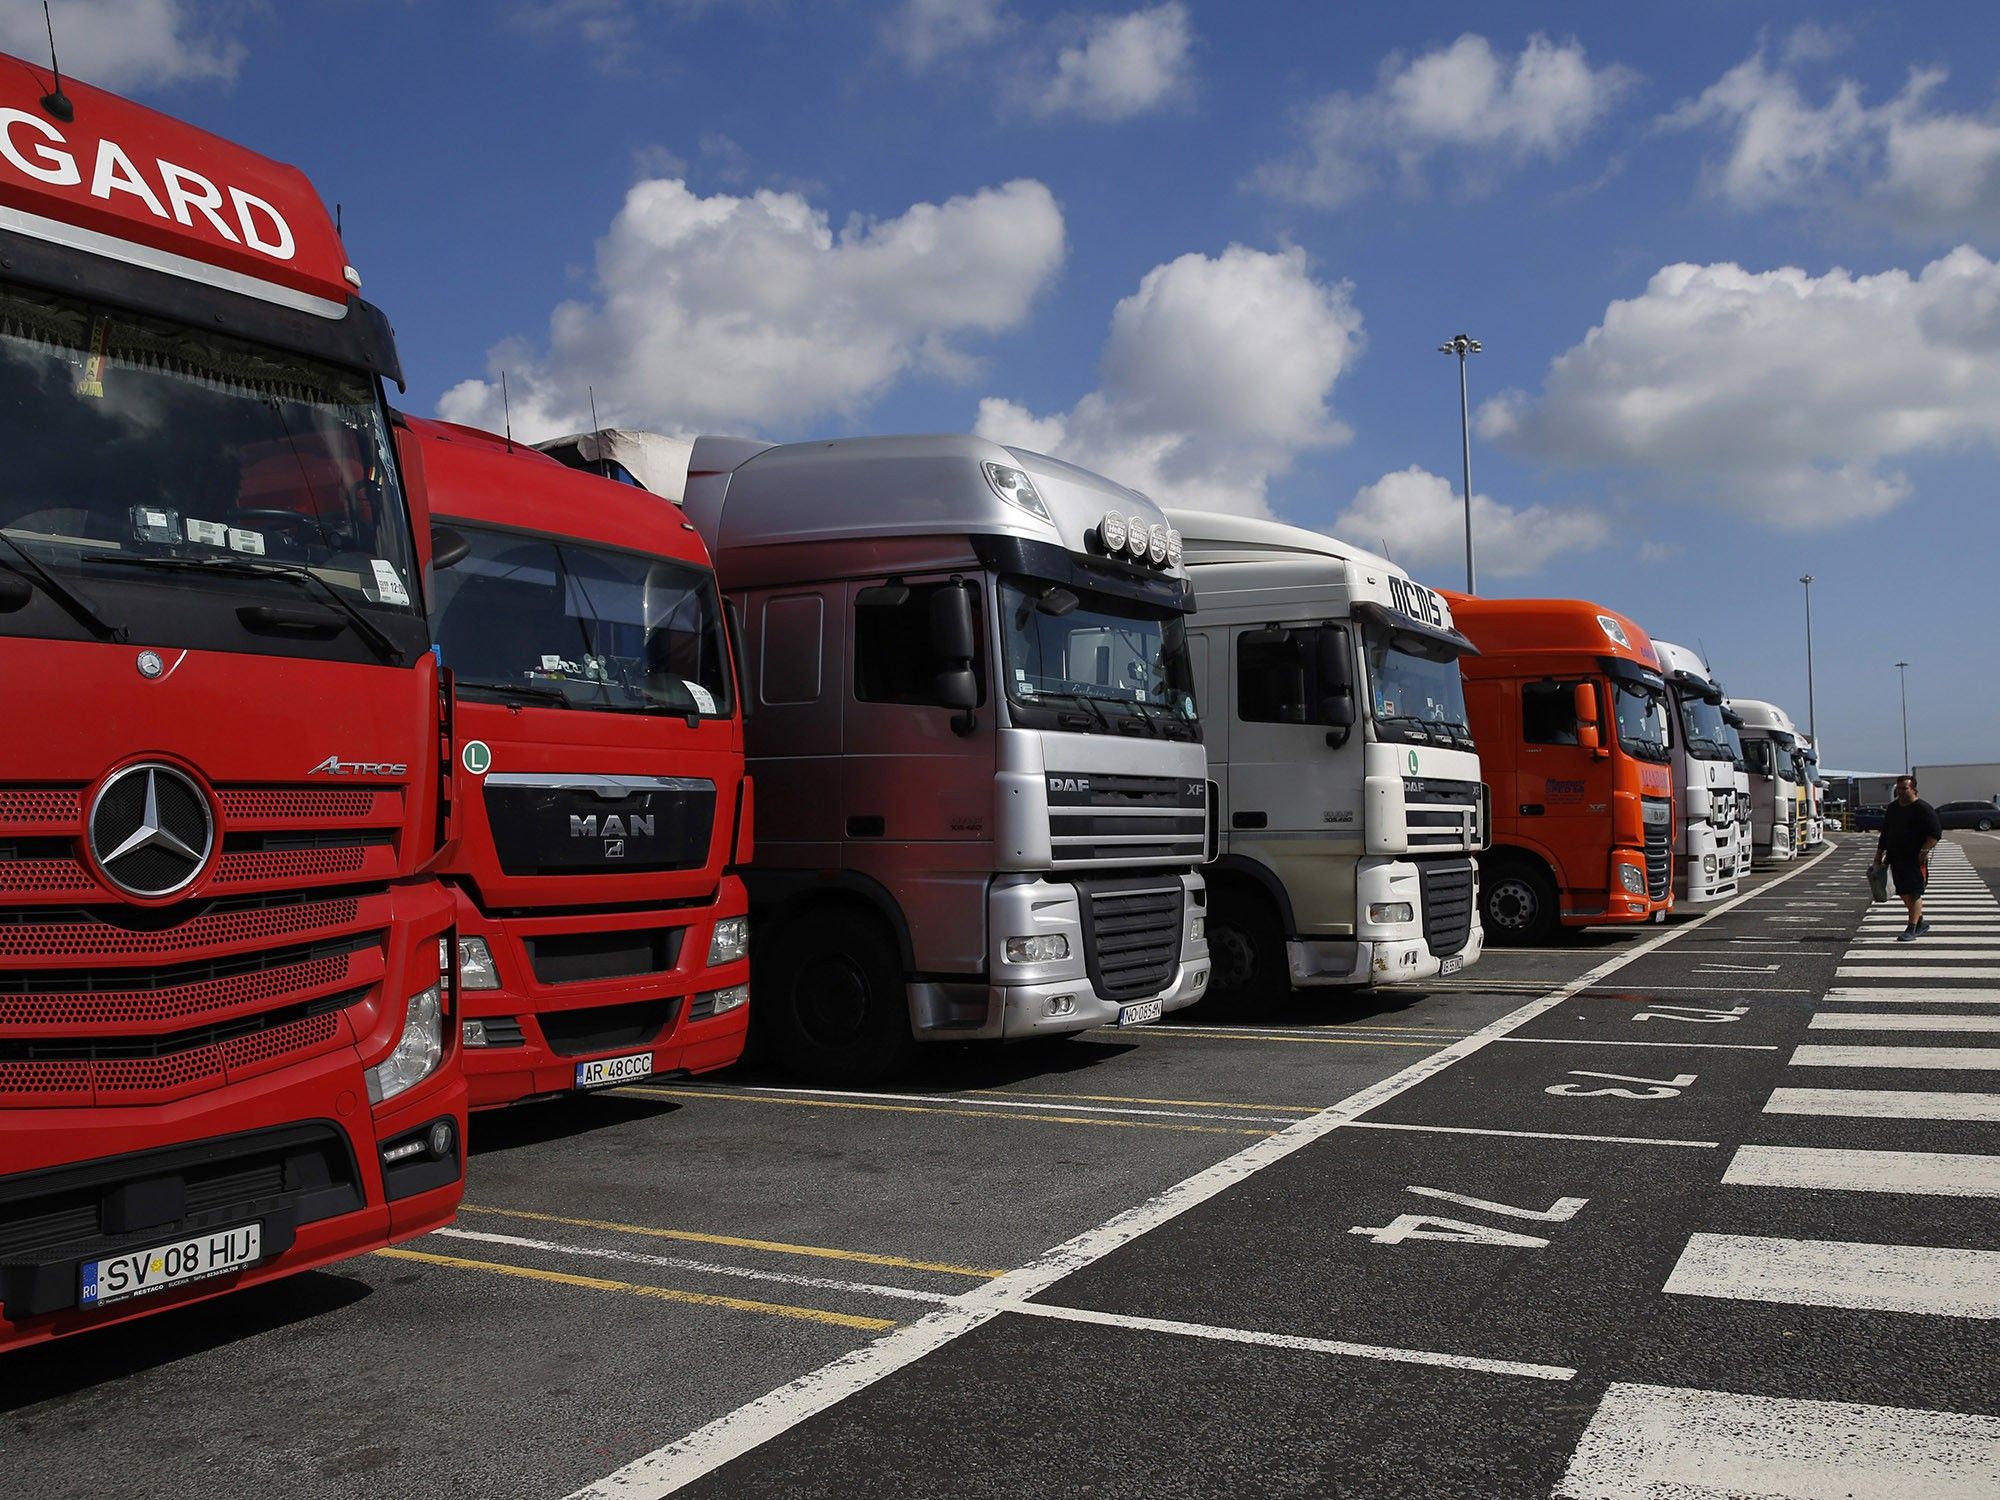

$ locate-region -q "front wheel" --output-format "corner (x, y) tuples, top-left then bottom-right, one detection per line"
(757, 909), (914, 1086)
(1480, 861), (1560, 945)
(1201, 891), (1289, 1017)
(1979, 818), (1994, 832)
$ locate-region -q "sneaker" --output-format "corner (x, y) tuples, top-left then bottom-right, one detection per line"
(1915, 920), (1933, 936)
(1896, 927), (1919, 942)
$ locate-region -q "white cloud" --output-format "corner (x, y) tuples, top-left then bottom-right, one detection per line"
(1663, 41), (2000, 237)
(0, 0), (244, 92)
(1477, 247), (2000, 526)
(976, 244), (1362, 516)
(1333, 466), (1608, 580)
(1031, 3), (1194, 121)
(438, 176), (1065, 442)
(1255, 33), (1635, 207)
(882, 0), (1013, 70)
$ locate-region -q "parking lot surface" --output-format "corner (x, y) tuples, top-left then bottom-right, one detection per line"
(9, 834), (2000, 1498)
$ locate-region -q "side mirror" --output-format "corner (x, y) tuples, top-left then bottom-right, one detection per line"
(431, 526), (470, 571)
(1572, 680), (1598, 727)
(1577, 719), (1602, 753)
(930, 580), (976, 662)
(934, 663), (978, 710)
(1311, 626), (1355, 735)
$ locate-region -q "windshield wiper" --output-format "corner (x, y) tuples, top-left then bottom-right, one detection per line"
(0, 531), (125, 642)
(1418, 717), (1472, 748)
(1375, 713), (1437, 745)
(91, 554), (402, 664)
(1030, 687), (1116, 735)
(456, 678), (576, 710)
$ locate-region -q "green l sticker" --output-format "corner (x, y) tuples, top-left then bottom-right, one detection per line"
(1408, 749), (1419, 774)
(461, 740), (492, 775)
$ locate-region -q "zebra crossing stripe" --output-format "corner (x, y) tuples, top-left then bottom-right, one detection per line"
(1722, 1144), (2000, 1197)
(1662, 1233), (2000, 1318)
(1792, 1045), (2000, 1070)
(1808, 1013), (2000, 1032)
(1765, 1088), (2000, 1121)
(1819, 989), (2000, 1003)
(1836, 967), (2000, 979)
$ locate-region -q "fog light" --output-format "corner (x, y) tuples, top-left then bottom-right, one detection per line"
(1046, 994), (1076, 1017)
(428, 1120), (454, 1157)
(1368, 902), (1414, 924)
(1191, 967), (1207, 990)
(708, 915), (749, 967)
(1098, 510), (1127, 554)
(462, 1019), (488, 1047)
(458, 937), (499, 990)
(1619, 863), (1646, 895)
(1126, 516), (1149, 558)
(381, 1138), (424, 1164)
(1005, 934), (1070, 963)
(696, 983), (749, 1018)
(1148, 523), (1169, 565)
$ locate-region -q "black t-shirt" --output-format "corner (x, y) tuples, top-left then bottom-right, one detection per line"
(1879, 798), (1942, 859)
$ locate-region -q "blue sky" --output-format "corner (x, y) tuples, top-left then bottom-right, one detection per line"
(15, 0), (1999, 773)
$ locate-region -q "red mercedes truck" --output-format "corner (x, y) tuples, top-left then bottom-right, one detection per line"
(406, 419), (750, 1106)
(1446, 594), (1676, 944)
(0, 54), (462, 1348)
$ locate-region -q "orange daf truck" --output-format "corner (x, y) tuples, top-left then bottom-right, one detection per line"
(1445, 594), (1676, 943)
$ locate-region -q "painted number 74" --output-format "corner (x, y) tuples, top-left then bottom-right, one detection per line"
(1545, 1070), (1697, 1100)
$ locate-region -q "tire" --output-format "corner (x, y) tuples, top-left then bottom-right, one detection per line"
(1979, 819), (1993, 832)
(756, 907), (914, 1086)
(1201, 883), (1290, 1017)
(1480, 858), (1560, 945)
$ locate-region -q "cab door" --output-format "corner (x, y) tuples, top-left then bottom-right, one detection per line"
(1516, 677), (1606, 897)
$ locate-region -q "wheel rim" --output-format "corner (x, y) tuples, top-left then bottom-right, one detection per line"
(795, 953), (873, 1048)
(1981, 820), (1993, 831)
(1487, 876), (1540, 933)
(1208, 921), (1258, 995)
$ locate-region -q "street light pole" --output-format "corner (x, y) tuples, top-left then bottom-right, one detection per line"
(1895, 660), (1911, 771)
(1799, 575), (1817, 747)
(1438, 333), (1482, 594)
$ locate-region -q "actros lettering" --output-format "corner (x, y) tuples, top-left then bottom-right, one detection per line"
(308, 756), (408, 777)
(570, 814), (655, 839)
(0, 109), (297, 261)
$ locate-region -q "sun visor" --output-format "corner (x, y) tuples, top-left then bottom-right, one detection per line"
(1600, 655), (1666, 690)
(1354, 600), (1478, 658)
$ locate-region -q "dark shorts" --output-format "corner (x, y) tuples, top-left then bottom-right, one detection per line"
(1889, 855), (1928, 897)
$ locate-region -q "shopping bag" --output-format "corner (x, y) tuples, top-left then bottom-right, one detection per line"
(1867, 862), (1889, 903)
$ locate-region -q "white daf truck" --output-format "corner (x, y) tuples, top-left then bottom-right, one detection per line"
(1169, 512), (1485, 1010)
(555, 431), (1213, 1081)
(1799, 737), (1826, 848)
(1653, 640), (1742, 903)
(1721, 702), (1755, 872)
(1730, 697), (1801, 865)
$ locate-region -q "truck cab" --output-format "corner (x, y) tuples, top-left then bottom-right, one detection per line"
(1721, 703), (1755, 866)
(1653, 640), (1742, 903)
(673, 435), (1211, 1082)
(1729, 698), (1801, 864)
(1799, 739), (1826, 848)
(1448, 595), (1676, 943)
(406, 420), (751, 1107)
(1170, 512), (1484, 1008)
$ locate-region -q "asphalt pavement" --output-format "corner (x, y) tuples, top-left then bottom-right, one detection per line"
(8, 833), (1998, 1499)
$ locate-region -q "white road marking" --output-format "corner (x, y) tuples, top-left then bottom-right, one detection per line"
(1838, 967), (2000, 979)
(663, 1084), (1300, 1126)
(1345, 1120), (1718, 1148)
(1663, 1233), (2000, 1318)
(1840, 951), (2000, 961)
(1823, 988), (2000, 1003)
(1493, 1036), (1781, 1051)
(1792, 1045), (2000, 1070)
(1852, 936), (2000, 944)
(1768, 1088), (2000, 1120)
(562, 821), (1839, 1499)
(431, 1229), (958, 1305)
(1003, 1300), (1575, 1381)
(1557, 1382), (2000, 1500)
(1810, 1012), (2000, 1032)
(1722, 1144), (2000, 1196)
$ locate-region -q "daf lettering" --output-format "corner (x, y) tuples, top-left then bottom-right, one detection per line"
(569, 815), (655, 839)
(308, 755), (408, 777)
(1048, 777), (1090, 794)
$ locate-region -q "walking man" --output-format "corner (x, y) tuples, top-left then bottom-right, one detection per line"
(1875, 774), (1943, 941)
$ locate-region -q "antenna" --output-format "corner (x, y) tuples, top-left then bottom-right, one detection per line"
(588, 385), (601, 433)
(40, 3), (73, 122)
(335, 202), (343, 237)
(500, 371), (514, 453)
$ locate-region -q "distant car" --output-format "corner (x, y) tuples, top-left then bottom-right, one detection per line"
(1938, 800), (2000, 831)
(1852, 804), (1888, 830)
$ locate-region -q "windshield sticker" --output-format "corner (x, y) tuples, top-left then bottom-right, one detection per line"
(227, 528), (266, 556)
(131, 506), (180, 543)
(369, 559), (410, 606)
(76, 317), (110, 399)
(540, 654), (571, 673)
(684, 680), (716, 714)
(187, 518), (228, 547)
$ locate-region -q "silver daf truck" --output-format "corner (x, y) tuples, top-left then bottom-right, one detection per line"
(579, 432), (1212, 1082)
(1171, 511), (1485, 1011)
(1653, 639), (1743, 903)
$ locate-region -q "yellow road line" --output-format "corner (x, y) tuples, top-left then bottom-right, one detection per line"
(375, 1248), (894, 1331)
(1142, 1029), (1445, 1048)
(623, 1085), (1273, 1138)
(975, 1088), (1323, 1114)
(459, 1204), (1003, 1279)
(1316, 1024), (1473, 1036)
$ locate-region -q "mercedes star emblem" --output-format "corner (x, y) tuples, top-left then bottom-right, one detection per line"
(88, 764), (214, 897)
(135, 650), (165, 678)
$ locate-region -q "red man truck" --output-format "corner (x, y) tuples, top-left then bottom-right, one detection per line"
(1446, 594), (1676, 943)
(406, 419), (751, 1106)
(0, 54), (462, 1348)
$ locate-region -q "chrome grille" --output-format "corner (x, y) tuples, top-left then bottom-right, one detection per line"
(1643, 796), (1673, 900)
(1047, 775), (1205, 868)
(1404, 777), (1481, 853)
(1076, 878), (1184, 1002)
(1418, 860), (1475, 957)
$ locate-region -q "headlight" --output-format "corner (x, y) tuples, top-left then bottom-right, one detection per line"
(708, 915), (749, 967)
(1099, 510), (1128, 554)
(1004, 934), (1070, 964)
(1368, 902), (1415, 924)
(1189, 915), (1204, 942)
(367, 984), (444, 1105)
(1619, 863), (1646, 895)
(1703, 854), (1717, 872)
(457, 936), (499, 990)
(983, 462), (1051, 521)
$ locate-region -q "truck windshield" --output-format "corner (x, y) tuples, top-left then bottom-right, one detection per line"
(1677, 691), (1734, 762)
(432, 524), (733, 717)
(0, 284), (418, 653)
(1613, 678), (1671, 762)
(999, 578), (1197, 739)
(1363, 623), (1473, 749)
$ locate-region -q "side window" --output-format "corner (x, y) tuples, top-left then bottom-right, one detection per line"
(1238, 626), (1348, 724)
(1522, 681), (1581, 745)
(761, 593), (824, 705)
(855, 581), (986, 707)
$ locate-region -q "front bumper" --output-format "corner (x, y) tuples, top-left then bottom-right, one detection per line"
(1287, 857), (1484, 987)
(1680, 825), (1742, 904)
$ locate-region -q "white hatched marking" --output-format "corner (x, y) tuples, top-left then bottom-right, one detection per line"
(1664, 1233), (2000, 1317)
(1723, 1144), (2000, 1197)
(1837, 967), (2000, 979)
(1768, 1088), (2000, 1120)
(1793, 1045), (2000, 1070)
(1853, 936), (2000, 945)
(1821, 988), (2000, 1004)
(1811, 1012), (2000, 1033)
(1557, 1383), (2000, 1500)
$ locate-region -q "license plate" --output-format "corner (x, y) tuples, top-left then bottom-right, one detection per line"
(575, 1051), (653, 1089)
(80, 1222), (262, 1309)
(1116, 999), (1163, 1028)
(1439, 956), (1463, 975)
